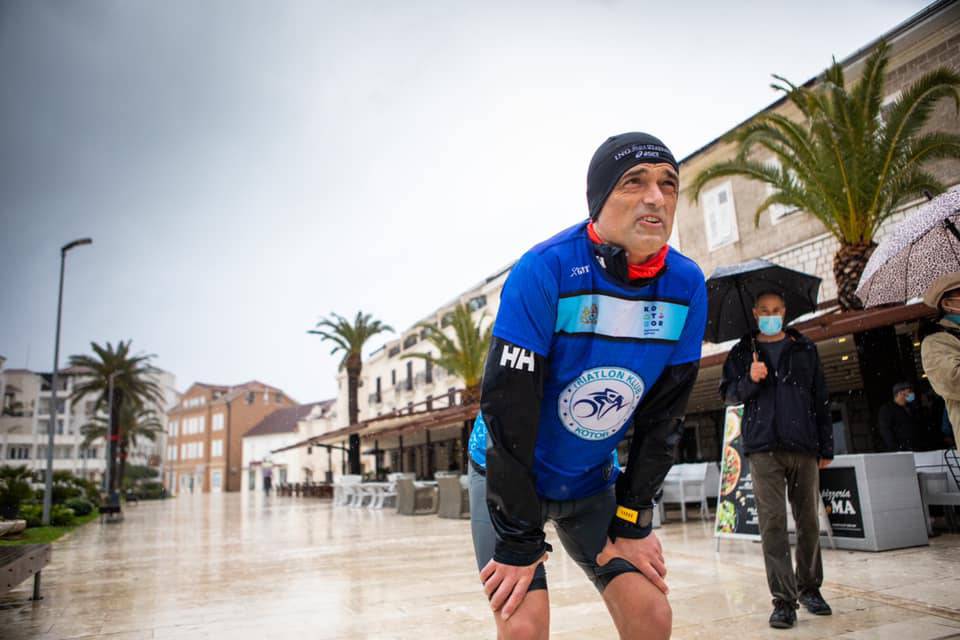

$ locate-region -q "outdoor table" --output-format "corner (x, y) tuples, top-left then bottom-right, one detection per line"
(817, 452), (928, 551)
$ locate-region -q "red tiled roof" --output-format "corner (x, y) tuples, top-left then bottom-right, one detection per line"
(244, 400), (334, 438)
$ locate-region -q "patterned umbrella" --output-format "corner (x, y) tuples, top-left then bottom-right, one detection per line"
(856, 190), (960, 308)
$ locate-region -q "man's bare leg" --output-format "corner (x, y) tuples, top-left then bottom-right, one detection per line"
(602, 573), (672, 640)
(493, 589), (550, 640)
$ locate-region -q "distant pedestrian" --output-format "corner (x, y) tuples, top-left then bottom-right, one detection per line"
(263, 467), (273, 495)
(921, 273), (960, 447)
(720, 290), (833, 629)
(877, 382), (919, 451)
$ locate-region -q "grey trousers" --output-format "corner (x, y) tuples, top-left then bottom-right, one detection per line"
(749, 451), (824, 604)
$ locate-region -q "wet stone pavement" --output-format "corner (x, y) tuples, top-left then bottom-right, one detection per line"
(1, 493), (959, 639)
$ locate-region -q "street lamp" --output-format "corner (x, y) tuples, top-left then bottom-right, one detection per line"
(42, 237), (92, 526)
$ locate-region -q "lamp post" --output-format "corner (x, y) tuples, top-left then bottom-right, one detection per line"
(43, 238), (92, 526)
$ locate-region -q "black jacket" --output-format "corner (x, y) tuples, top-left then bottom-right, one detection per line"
(719, 329), (833, 459)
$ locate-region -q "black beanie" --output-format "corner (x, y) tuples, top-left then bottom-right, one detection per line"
(587, 132), (678, 221)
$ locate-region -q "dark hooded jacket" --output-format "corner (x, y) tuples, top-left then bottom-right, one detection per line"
(719, 329), (833, 459)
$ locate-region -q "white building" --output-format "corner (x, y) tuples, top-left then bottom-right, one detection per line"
(0, 361), (177, 484)
(241, 399), (337, 492)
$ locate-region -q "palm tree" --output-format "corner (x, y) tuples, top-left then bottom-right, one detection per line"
(403, 303), (492, 405)
(308, 311), (393, 474)
(80, 403), (163, 492)
(68, 340), (164, 495)
(690, 42), (960, 310)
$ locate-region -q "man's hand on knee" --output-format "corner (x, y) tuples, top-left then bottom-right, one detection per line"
(479, 553), (548, 620)
(596, 533), (669, 595)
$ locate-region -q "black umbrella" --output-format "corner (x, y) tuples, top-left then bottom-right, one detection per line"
(705, 259), (821, 346)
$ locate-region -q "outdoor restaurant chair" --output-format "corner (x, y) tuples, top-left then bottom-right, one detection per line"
(333, 475), (362, 507)
(396, 477), (439, 515)
(916, 449), (960, 533)
(658, 462), (718, 523)
(437, 474), (469, 519)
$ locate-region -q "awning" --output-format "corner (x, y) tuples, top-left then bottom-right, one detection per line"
(699, 300), (934, 368)
(271, 402), (478, 453)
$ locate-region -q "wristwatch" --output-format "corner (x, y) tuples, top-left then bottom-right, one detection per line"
(616, 504), (655, 528)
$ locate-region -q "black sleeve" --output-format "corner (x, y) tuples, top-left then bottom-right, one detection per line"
(811, 349), (834, 459)
(719, 345), (765, 405)
(481, 336), (552, 566)
(609, 361), (699, 541)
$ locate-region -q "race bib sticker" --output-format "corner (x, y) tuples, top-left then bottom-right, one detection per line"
(558, 367), (644, 440)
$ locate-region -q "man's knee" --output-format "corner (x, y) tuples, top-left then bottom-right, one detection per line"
(621, 595), (671, 639)
(605, 573), (672, 639)
(497, 611), (548, 640)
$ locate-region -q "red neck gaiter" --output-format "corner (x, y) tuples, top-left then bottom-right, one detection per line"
(587, 222), (669, 279)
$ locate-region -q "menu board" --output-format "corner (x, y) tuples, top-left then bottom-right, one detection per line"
(714, 405), (761, 541)
(819, 466), (865, 538)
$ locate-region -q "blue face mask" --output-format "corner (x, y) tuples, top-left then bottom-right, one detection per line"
(758, 315), (783, 336)
(945, 314), (960, 325)
(906, 393), (916, 403)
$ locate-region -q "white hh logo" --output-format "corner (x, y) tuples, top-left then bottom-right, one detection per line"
(499, 345), (535, 372)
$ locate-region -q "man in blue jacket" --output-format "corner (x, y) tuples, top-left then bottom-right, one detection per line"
(720, 291), (833, 629)
(468, 132), (707, 640)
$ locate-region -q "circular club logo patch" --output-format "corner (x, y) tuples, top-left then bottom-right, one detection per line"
(558, 367), (644, 441)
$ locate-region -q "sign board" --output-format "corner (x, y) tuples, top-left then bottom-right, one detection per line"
(714, 405), (761, 541)
(819, 466), (865, 538)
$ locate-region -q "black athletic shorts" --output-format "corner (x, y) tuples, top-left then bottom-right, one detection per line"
(469, 463), (641, 593)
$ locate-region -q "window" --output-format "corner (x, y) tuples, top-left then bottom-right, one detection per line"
(425, 360), (433, 384)
(467, 295), (487, 311)
(169, 420), (179, 437)
(441, 312), (454, 328)
(211, 439), (223, 457)
(211, 470), (222, 490)
(274, 392), (282, 403)
(388, 345), (401, 358)
(701, 180), (739, 250)
(212, 413), (224, 431)
(403, 334), (418, 349)
(167, 445), (177, 461)
(406, 362), (413, 391)
(197, 442), (204, 458)
(246, 391), (255, 405)
(7, 445), (30, 460)
(391, 370), (396, 386)
(198, 416), (206, 433)
(181, 443), (187, 460)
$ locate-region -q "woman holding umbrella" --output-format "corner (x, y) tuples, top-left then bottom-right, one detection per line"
(921, 273), (960, 447)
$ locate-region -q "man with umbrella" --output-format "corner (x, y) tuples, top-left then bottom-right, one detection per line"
(717, 278), (833, 629)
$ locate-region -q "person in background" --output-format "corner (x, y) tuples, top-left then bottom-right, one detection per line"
(921, 273), (960, 448)
(719, 290), (833, 630)
(877, 382), (919, 452)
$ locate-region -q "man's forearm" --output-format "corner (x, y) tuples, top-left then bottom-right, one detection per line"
(611, 362), (698, 540)
(481, 337), (550, 565)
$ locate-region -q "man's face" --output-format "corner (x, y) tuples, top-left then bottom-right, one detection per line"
(594, 163), (678, 260)
(897, 388), (913, 404)
(752, 294), (786, 322)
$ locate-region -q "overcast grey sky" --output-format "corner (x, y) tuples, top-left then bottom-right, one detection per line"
(0, 0), (930, 403)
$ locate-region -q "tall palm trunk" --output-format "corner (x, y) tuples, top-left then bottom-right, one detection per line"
(461, 385), (480, 406)
(346, 353), (362, 475)
(108, 388), (121, 495)
(833, 242), (877, 310)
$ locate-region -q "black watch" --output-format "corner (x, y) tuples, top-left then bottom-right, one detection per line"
(616, 505), (654, 528)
